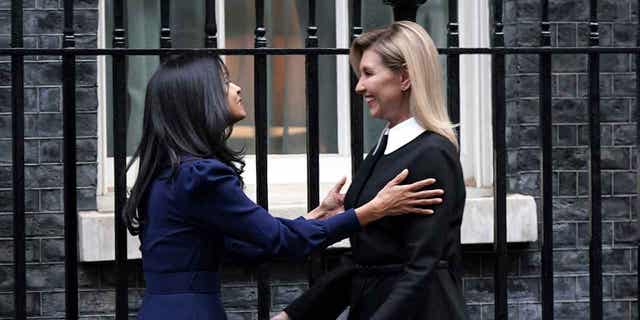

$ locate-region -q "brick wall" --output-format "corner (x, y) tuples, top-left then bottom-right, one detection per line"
(463, 0), (638, 318)
(0, 0), (101, 317)
(0, 0), (637, 319)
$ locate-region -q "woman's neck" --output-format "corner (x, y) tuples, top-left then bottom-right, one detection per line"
(387, 114), (411, 129)
(386, 99), (411, 128)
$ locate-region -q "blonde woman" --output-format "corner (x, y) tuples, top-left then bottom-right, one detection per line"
(274, 21), (466, 320)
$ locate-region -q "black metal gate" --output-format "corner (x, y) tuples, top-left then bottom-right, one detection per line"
(6, 0), (640, 319)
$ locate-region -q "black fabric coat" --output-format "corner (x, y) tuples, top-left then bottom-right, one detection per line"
(285, 131), (466, 320)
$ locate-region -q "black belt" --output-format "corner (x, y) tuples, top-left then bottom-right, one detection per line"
(355, 260), (449, 275)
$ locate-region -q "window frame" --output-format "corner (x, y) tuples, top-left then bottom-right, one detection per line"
(96, 0), (493, 202)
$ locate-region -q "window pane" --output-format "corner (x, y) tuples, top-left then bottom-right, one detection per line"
(106, 0), (206, 157)
(226, 0), (338, 154)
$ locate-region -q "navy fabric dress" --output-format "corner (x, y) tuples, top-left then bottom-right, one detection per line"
(137, 157), (361, 320)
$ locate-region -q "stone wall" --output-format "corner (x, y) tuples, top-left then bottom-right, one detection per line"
(0, 0), (101, 318)
(467, 0), (637, 318)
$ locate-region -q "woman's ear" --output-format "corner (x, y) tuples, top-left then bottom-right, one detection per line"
(400, 68), (411, 91)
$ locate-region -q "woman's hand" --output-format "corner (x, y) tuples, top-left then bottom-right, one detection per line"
(307, 177), (347, 220)
(354, 169), (443, 225)
(270, 311), (290, 320)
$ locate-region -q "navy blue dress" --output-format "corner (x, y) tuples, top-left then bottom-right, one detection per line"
(137, 157), (361, 320)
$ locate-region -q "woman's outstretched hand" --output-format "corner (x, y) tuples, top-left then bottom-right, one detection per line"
(354, 169), (443, 226)
(307, 177), (347, 220)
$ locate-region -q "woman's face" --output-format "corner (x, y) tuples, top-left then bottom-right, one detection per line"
(355, 49), (410, 124)
(226, 79), (247, 123)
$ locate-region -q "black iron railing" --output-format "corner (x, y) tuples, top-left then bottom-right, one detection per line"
(6, 0), (640, 320)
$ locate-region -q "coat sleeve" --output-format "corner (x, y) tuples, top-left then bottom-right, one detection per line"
(175, 159), (361, 260)
(284, 262), (356, 320)
(370, 147), (461, 320)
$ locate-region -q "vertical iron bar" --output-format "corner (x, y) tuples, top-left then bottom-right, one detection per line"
(588, 1), (602, 319)
(305, 0), (323, 285)
(112, 0), (129, 319)
(491, 0), (508, 319)
(539, 1), (554, 319)
(62, 1), (78, 319)
(10, 0), (26, 319)
(350, 0), (363, 175)
(447, 0), (460, 134)
(160, 0), (172, 48)
(254, 1), (270, 319)
(204, 0), (217, 48)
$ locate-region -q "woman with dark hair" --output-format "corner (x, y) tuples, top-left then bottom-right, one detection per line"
(126, 53), (444, 320)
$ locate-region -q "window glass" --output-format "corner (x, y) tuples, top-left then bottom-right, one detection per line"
(225, 0), (338, 154)
(106, 0), (338, 156)
(105, 0), (206, 156)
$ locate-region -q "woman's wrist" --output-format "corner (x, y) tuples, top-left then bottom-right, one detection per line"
(306, 207), (324, 220)
(354, 200), (383, 226)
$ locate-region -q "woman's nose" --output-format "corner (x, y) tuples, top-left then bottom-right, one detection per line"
(231, 82), (242, 94)
(355, 78), (365, 95)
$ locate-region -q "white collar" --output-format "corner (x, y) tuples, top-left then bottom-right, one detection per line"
(375, 117), (426, 155)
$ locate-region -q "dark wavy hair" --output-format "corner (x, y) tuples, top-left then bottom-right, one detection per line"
(123, 53), (245, 235)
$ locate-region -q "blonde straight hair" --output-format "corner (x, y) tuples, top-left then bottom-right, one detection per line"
(350, 21), (458, 149)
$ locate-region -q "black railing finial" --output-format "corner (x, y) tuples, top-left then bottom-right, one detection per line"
(383, 0), (427, 22)
(446, 0), (460, 128)
(205, 0), (218, 48)
(160, 0), (172, 48)
(255, 1), (267, 48)
(62, 0), (75, 48)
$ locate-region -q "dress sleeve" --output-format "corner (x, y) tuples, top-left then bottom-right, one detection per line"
(370, 147), (461, 320)
(175, 159), (361, 259)
(222, 236), (268, 263)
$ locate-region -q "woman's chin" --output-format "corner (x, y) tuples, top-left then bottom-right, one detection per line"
(231, 113), (247, 123)
(368, 108), (382, 119)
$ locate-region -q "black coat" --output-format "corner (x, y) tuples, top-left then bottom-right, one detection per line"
(286, 131), (466, 320)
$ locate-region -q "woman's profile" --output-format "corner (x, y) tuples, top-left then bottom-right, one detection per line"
(275, 21), (467, 320)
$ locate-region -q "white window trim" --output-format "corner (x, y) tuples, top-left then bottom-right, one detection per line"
(459, 0), (493, 188)
(82, 1), (537, 262)
(97, 0), (355, 197)
(96, 0), (107, 196)
(336, 0), (351, 156)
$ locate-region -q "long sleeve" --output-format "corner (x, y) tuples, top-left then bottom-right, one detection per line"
(370, 148), (460, 320)
(175, 159), (361, 260)
(222, 236), (268, 263)
(284, 261), (355, 320)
